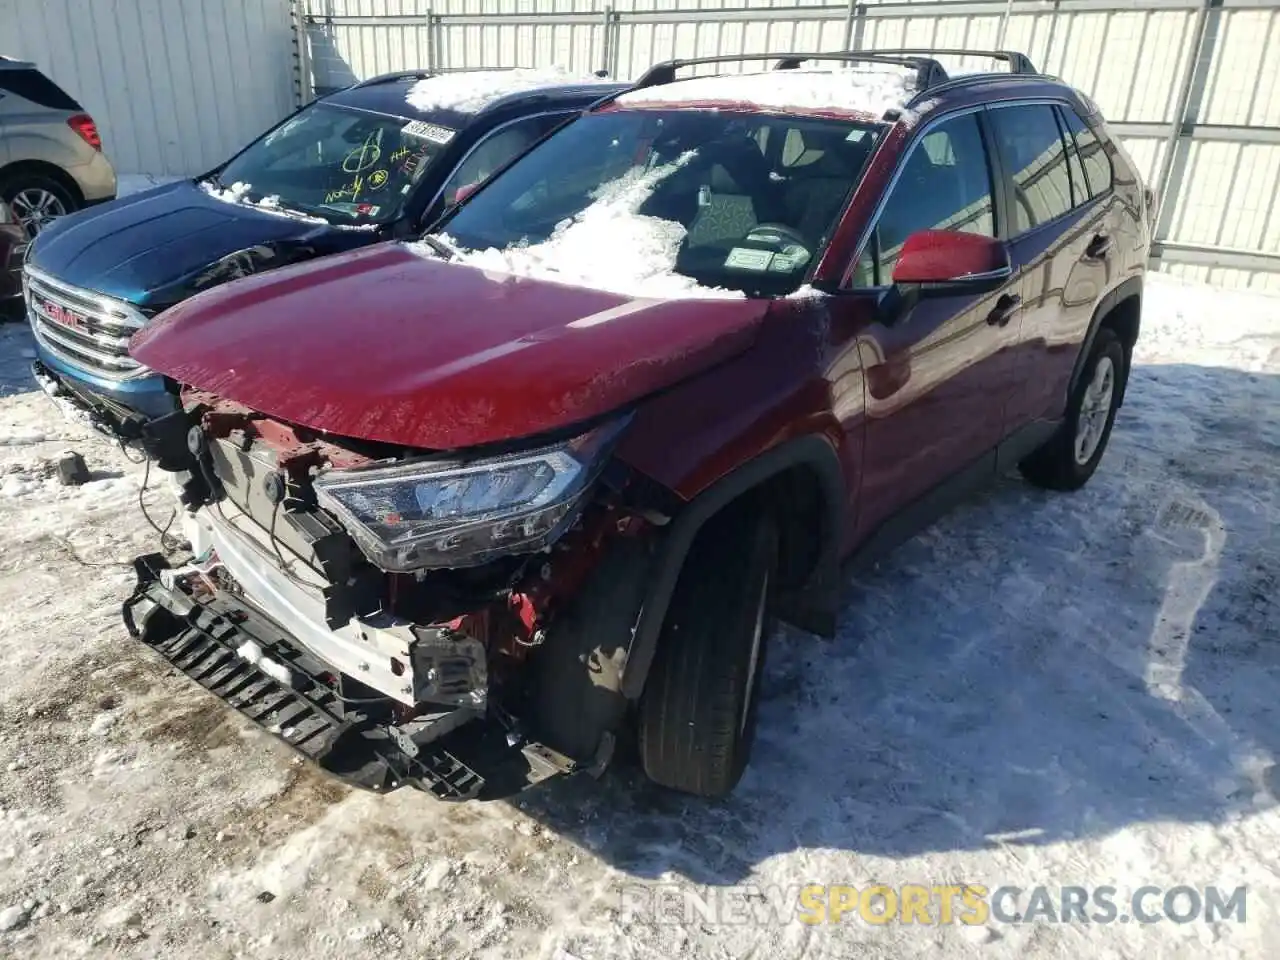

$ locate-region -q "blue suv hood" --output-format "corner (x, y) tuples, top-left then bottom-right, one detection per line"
(29, 181), (356, 308)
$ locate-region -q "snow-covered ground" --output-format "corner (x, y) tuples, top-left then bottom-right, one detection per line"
(0, 274), (1278, 958)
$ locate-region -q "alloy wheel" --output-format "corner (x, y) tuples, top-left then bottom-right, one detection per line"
(9, 188), (67, 239)
(1074, 355), (1116, 465)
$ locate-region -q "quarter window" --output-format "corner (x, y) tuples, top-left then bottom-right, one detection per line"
(854, 112), (995, 286)
(1057, 108), (1114, 199)
(987, 104), (1074, 232)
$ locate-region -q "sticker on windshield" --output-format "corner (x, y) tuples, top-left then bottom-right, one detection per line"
(723, 247), (774, 272)
(769, 245), (810, 272)
(402, 120), (456, 144)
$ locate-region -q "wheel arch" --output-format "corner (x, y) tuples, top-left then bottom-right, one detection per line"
(619, 433), (845, 701)
(0, 159), (86, 206)
(1068, 275), (1142, 406)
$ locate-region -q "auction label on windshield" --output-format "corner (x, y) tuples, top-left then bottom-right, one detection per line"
(402, 120), (456, 144)
(724, 247), (774, 272)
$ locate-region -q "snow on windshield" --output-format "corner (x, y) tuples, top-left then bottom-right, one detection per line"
(200, 180), (325, 222)
(427, 151), (745, 300)
(616, 67), (915, 118)
(198, 180), (377, 230)
(405, 68), (608, 115)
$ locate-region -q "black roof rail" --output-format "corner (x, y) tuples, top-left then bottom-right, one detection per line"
(862, 48), (1038, 75)
(632, 52), (949, 93)
(352, 69), (434, 89)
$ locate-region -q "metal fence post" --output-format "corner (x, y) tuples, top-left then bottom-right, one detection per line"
(600, 5), (618, 77)
(429, 9), (442, 74)
(289, 0), (312, 107)
(844, 3), (867, 51)
(1152, 0), (1224, 249)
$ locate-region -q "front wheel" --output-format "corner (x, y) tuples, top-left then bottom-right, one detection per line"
(638, 510), (777, 798)
(1020, 327), (1126, 491)
(1, 174), (79, 240)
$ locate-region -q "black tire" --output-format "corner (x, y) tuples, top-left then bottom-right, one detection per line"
(638, 509), (777, 798)
(0, 173), (80, 240)
(1020, 327), (1126, 491)
(529, 537), (654, 765)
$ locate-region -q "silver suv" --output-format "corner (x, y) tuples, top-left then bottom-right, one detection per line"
(0, 56), (116, 240)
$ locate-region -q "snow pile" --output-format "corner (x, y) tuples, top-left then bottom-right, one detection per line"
(236, 639), (292, 686)
(197, 180), (375, 230)
(1137, 274), (1280, 371)
(617, 67), (916, 118)
(406, 68), (609, 115)
(424, 152), (744, 299)
(199, 180), (326, 224)
(785, 283), (827, 300)
(199, 179), (253, 205)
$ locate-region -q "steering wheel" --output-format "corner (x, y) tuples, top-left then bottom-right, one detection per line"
(744, 223), (810, 250)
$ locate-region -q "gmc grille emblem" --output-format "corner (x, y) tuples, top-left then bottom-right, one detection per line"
(37, 298), (90, 334)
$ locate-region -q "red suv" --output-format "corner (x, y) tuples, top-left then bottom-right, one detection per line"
(123, 51), (1148, 800)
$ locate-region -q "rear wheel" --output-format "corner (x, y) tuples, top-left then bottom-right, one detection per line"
(1020, 327), (1126, 491)
(638, 509), (777, 798)
(1, 174), (79, 240)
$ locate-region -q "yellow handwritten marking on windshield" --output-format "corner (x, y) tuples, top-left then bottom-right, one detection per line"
(343, 131), (382, 174)
(368, 169), (389, 189)
(324, 173), (365, 204)
(390, 145), (410, 163)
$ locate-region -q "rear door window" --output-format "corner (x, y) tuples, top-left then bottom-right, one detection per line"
(1057, 107), (1114, 199)
(853, 111), (996, 286)
(987, 104), (1075, 233)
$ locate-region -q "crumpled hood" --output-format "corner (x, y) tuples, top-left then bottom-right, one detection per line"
(131, 243), (769, 450)
(28, 181), (337, 305)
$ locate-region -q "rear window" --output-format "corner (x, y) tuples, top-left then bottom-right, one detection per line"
(0, 67), (81, 111)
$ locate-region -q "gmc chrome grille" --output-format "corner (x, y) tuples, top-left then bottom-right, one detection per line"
(24, 265), (149, 382)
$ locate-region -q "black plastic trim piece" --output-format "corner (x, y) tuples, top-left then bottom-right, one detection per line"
(122, 554), (575, 801)
(1067, 275), (1142, 403)
(619, 434), (844, 700)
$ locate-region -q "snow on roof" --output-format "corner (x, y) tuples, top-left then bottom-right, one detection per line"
(419, 152), (743, 300)
(405, 68), (609, 115)
(615, 67), (916, 118)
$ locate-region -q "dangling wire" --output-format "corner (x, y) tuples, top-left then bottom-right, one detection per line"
(137, 456), (180, 554)
(268, 496), (322, 594)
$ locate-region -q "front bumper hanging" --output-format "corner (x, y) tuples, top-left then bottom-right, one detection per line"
(122, 553), (576, 801)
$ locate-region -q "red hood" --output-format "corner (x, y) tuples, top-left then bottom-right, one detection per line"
(131, 243), (768, 450)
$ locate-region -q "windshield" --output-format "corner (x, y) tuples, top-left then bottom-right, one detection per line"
(215, 103), (456, 225)
(440, 109), (883, 297)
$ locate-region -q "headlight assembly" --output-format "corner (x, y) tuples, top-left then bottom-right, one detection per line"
(313, 418), (627, 572)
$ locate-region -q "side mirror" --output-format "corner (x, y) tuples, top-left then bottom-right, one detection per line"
(891, 229), (1010, 286)
(878, 229), (1011, 326)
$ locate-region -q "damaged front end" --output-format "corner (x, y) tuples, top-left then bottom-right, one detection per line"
(124, 391), (662, 799)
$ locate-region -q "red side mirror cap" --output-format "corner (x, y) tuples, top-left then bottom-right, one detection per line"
(891, 229), (1009, 285)
(451, 181), (481, 205)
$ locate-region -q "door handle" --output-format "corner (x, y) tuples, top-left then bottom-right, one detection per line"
(985, 293), (1021, 327)
(1085, 233), (1113, 260)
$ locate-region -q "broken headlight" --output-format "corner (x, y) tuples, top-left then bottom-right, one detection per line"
(313, 419), (627, 572)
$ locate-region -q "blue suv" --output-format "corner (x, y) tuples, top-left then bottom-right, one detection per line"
(23, 69), (622, 441)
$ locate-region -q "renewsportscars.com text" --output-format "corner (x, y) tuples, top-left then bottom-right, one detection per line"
(617, 883), (1247, 927)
